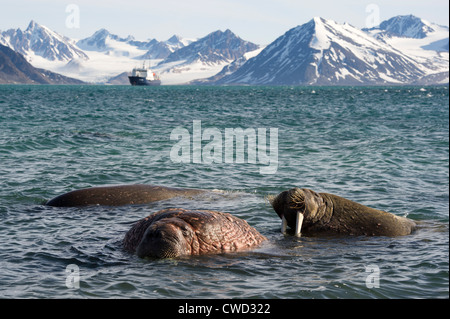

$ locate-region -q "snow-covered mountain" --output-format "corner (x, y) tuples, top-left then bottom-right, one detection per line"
(137, 35), (195, 59)
(366, 14), (437, 39)
(161, 29), (259, 65)
(76, 29), (192, 59)
(0, 20), (88, 62)
(333, 15), (448, 84)
(218, 17), (448, 85)
(154, 29), (260, 84)
(189, 46), (264, 84)
(364, 15), (449, 54)
(1, 16), (447, 85)
(55, 29), (195, 82)
(76, 29), (134, 53)
(70, 27), (257, 83)
(166, 35), (194, 50)
(364, 15), (449, 84)
(0, 23), (190, 83)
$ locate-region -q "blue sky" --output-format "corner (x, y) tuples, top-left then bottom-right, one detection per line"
(1, 0), (448, 44)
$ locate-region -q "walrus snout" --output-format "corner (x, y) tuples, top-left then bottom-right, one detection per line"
(270, 188), (328, 235)
(269, 190), (289, 219)
(136, 220), (192, 258)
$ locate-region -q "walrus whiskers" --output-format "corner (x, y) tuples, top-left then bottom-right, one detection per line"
(270, 190), (306, 236)
(289, 190), (306, 212)
(277, 190), (306, 236)
(267, 194), (291, 235)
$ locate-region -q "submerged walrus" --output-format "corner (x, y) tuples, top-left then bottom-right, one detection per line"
(46, 184), (206, 207)
(123, 208), (267, 258)
(270, 188), (416, 237)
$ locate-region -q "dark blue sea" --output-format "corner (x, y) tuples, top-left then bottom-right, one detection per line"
(0, 85), (448, 299)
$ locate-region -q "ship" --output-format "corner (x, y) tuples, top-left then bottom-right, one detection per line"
(128, 62), (161, 86)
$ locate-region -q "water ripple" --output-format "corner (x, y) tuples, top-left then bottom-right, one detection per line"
(0, 85), (448, 298)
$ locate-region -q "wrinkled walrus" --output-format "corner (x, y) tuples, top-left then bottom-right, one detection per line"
(123, 208), (267, 258)
(46, 184), (206, 207)
(270, 188), (416, 237)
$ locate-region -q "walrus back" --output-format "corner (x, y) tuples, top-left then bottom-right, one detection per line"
(46, 184), (205, 207)
(320, 193), (416, 236)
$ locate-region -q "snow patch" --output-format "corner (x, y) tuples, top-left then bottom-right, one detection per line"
(310, 17), (331, 50)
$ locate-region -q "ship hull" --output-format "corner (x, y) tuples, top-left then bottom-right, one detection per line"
(128, 76), (161, 86)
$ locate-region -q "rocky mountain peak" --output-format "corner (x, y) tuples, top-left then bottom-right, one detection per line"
(1, 20), (88, 62)
(160, 29), (259, 65)
(217, 16), (442, 85)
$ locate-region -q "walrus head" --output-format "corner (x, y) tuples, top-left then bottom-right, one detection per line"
(136, 218), (195, 258)
(270, 188), (328, 235)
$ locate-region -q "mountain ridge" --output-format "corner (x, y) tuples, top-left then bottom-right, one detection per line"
(76, 28), (192, 60)
(160, 29), (259, 65)
(152, 29), (260, 84)
(1, 15), (448, 85)
(0, 20), (88, 62)
(364, 14), (439, 39)
(216, 16), (448, 85)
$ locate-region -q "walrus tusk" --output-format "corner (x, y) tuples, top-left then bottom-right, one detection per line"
(281, 215), (287, 234)
(281, 212), (303, 236)
(295, 211), (304, 237)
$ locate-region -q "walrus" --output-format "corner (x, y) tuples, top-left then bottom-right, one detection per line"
(45, 184), (206, 207)
(123, 208), (267, 258)
(270, 188), (416, 237)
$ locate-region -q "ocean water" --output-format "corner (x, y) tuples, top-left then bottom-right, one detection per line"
(0, 85), (448, 299)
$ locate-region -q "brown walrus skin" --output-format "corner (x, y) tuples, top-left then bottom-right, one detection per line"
(271, 188), (416, 237)
(123, 208), (267, 258)
(45, 184), (206, 207)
